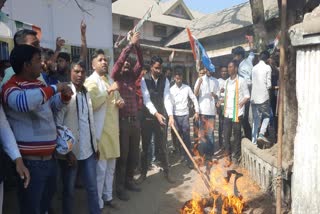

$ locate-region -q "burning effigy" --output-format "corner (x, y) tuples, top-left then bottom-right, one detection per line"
(172, 126), (246, 214)
(179, 157), (245, 214)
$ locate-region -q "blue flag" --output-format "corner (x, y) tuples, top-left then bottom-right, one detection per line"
(196, 40), (215, 72)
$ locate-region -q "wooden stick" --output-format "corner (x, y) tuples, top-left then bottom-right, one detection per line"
(276, 0), (287, 213)
(171, 125), (214, 193)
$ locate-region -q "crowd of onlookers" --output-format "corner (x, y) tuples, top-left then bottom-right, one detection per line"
(0, 5), (279, 214)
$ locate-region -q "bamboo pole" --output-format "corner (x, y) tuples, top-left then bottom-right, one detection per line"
(276, 0), (287, 213)
(171, 125), (214, 193)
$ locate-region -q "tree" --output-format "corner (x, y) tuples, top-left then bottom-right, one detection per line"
(249, 0), (268, 52)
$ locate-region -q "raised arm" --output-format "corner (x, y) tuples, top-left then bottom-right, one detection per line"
(133, 43), (143, 79)
(111, 32), (141, 81)
(194, 77), (202, 97)
(52, 37), (65, 63)
(80, 20), (88, 62)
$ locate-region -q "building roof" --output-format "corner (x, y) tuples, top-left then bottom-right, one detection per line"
(112, 0), (197, 28)
(165, 0), (279, 47)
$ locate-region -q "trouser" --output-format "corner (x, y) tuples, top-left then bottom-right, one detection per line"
(59, 154), (100, 214)
(251, 100), (271, 144)
(0, 182), (3, 214)
(174, 115), (191, 163)
(141, 118), (169, 176)
(198, 114), (215, 157)
(18, 159), (57, 214)
(116, 119), (140, 192)
(242, 101), (252, 139)
(217, 106), (224, 149)
(270, 93), (278, 139)
(96, 159), (116, 209)
(148, 134), (156, 164)
(171, 128), (181, 154)
(223, 117), (242, 164)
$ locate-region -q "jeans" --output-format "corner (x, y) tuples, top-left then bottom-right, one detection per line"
(241, 101), (252, 139)
(141, 118), (169, 175)
(251, 100), (271, 144)
(223, 117), (242, 163)
(59, 154), (100, 214)
(148, 134), (156, 164)
(198, 114), (215, 157)
(116, 119), (140, 192)
(18, 159), (57, 214)
(174, 115), (191, 163)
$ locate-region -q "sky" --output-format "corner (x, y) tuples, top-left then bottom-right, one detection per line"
(183, 0), (248, 14)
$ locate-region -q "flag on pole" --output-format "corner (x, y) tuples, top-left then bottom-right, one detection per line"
(115, 4), (154, 48)
(168, 50), (175, 63)
(133, 5), (153, 33)
(186, 28), (215, 73)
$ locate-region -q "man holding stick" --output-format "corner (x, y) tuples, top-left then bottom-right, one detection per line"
(137, 56), (175, 184)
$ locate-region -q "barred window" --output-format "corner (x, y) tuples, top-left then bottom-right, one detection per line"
(120, 17), (134, 32)
(154, 25), (167, 37)
(70, 46), (96, 76)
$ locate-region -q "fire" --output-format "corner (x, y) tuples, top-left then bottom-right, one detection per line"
(181, 193), (204, 214)
(181, 155), (245, 214)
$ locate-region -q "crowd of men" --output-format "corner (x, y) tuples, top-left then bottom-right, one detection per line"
(0, 13), (279, 214)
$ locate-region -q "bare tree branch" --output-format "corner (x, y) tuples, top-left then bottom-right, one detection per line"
(73, 0), (93, 17)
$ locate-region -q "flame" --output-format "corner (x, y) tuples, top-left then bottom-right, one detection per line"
(181, 155), (246, 214)
(180, 193), (204, 214)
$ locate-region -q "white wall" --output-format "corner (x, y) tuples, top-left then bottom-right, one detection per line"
(1, 0), (113, 50)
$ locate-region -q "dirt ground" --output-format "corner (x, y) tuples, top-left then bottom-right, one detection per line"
(3, 154), (276, 214)
(3, 122), (277, 214)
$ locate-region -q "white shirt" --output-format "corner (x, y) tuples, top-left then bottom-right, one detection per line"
(76, 92), (93, 160)
(251, 60), (272, 104)
(170, 83), (199, 116)
(141, 76), (173, 116)
(239, 52), (254, 86)
(224, 76), (250, 118)
(194, 75), (219, 115)
(218, 78), (226, 104)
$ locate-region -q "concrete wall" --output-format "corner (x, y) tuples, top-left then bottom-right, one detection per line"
(1, 0), (113, 50)
(291, 45), (320, 214)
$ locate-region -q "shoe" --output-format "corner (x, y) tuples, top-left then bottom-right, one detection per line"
(104, 200), (120, 210)
(126, 182), (141, 192)
(257, 134), (270, 144)
(116, 190), (130, 201)
(186, 161), (194, 169)
(135, 174), (147, 185)
(164, 172), (176, 184)
(223, 157), (232, 168)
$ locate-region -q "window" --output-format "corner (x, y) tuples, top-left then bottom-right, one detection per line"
(168, 5), (191, 20)
(120, 17), (134, 32)
(154, 25), (167, 37)
(0, 41), (9, 60)
(71, 46), (96, 76)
